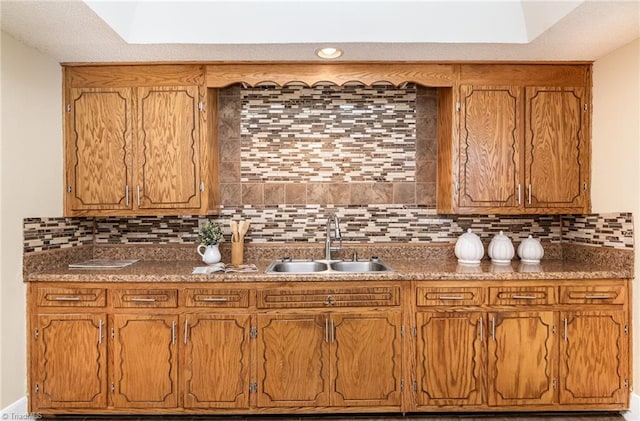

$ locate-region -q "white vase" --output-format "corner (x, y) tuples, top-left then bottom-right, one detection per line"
(197, 244), (221, 265)
(488, 231), (515, 264)
(517, 235), (545, 263)
(454, 229), (484, 265)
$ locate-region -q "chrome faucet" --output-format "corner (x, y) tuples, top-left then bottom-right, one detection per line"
(324, 213), (342, 261)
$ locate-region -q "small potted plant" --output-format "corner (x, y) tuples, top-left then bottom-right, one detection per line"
(196, 220), (224, 264)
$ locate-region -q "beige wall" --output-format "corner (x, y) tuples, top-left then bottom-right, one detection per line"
(0, 32), (63, 407)
(592, 38), (640, 390)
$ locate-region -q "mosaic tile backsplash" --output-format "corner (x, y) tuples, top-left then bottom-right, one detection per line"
(23, 211), (633, 253)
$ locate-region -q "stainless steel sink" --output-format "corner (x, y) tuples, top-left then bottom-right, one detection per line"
(330, 261), (392, 272)
(265, 258), (393, 274)
(265, 260), (328, 273)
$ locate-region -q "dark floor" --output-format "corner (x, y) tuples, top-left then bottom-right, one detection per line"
(39, 412), (625, 421)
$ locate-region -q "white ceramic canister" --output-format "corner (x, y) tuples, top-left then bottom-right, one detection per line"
(517, 235), (545, 263)
(488, 231), (514, 264)
(454, 228), (484, 265)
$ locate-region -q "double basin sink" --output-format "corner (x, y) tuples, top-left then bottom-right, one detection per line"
(265, 258), (394, 274)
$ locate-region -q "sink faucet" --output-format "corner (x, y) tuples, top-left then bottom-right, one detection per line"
(325, 213), (342, 261)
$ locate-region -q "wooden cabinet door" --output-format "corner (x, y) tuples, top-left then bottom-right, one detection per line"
(111, 314), (178, 408)
(182, 314), (250, 409)
(458, 85), (522, 211)
(559, 310), (629, 405)
(525, 87), (589, 211)
(135, 85), (201, 210)
(415, 311), (485, 407)
(66, 87), (133, 213)
(256, 314), (330, 407)
(330, 312), (402, 407)
(33, 314), (107, 409)
(488, 311), (557, 406)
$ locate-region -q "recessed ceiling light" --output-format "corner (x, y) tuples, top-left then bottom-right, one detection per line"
(316, 47), (343, 59)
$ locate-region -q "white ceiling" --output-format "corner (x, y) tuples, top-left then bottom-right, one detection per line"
(1, 0), (639, 63)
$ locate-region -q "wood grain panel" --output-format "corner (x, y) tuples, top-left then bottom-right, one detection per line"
(66, 64), (205, 88)
(34, 314), (107, 409)
(436, 87), (456, 212)
(183, 314), (250, 408)
(488, 311), (556, 406)
(415, 311), (485, 407)
(331, 312), (402, 407)
(111, 314), (178, 408)
(67, 87), (133, 212)
(136, 86), (201, 209)
(206, 63), (456, 88)
(458, 85), (522, 209)
(525, 87), (587, 210)
(257, 286), (399, 308)
(256, 314), (330, 407)
(460, 64), (588, 86)
(559, 311), (628, 405)
(36, 287), (106, 307)
(559, 285), (626, 305)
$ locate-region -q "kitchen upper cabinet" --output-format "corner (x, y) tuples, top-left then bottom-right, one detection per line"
(182, 313), (251, 409)
(457, 85), (522, 211)
(438, 64), (591, 214)
(559, 310), (629, 405)
(111, 314), (179, 408)
(525, 87), (589, 210)
(32, 314), (107, 409)
(63, 65), (217, 216)
(415, 311), (485, 407)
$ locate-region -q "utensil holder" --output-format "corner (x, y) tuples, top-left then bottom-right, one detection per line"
(231, 242), (244, 266)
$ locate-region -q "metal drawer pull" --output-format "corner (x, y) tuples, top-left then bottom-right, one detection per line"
(98, 320), (103, 344)
(479, 317), (483, 341)
(491, 317), (496, 341)
(131, 297), (156, 302)
(330, 319), (335, 343)
(184, 320), (189, 344)
(511, 295), (537, 299)
(564, 317), (568, 341)
(438, 296), (464, 300)
(325, 318), (329, 343)
(171, 321), (176, 345)
(54, 296), (81, 301)
(202, 297), (229, 302)
(584, 294), (612, 299)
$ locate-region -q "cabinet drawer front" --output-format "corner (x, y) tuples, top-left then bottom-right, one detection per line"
(416, 287), (484, 306)
(182, 289), (249, 308)
(36, 287), (106, 307)
(560, 285), (626, 305)
(489, 286), (556, 305)
(112, 289), (177, 308)
(257, 286), (400, 309)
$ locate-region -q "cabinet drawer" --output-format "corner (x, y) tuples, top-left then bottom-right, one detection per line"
(111, 289), (177, 308)
(489, 286), (556, 305)
(36, 287), (106, 307)
(257, 286), (400, 309)
(560, 285), (626, 305)
(416, 287), (484, 306)
(182, 288), (249, 308)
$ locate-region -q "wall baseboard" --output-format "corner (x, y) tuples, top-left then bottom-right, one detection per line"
(624, 392), (640, 421)
(0, 397), (27, 417)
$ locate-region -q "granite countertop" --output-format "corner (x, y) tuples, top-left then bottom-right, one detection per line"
(25, 257), (632, 283)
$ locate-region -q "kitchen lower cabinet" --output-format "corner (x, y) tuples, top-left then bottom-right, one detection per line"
(559, 310), (629, 405)
(256, 311), (402, 408)
(110, 314), (179, 408)
(415, 311), (485, 407)
(182, 314), (251, 409)
(32, 314), (107, 409)
(487, 311), (557, 406)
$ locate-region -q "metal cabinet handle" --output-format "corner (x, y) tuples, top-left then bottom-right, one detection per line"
(479, 317), (483, 341)
(331, 319), (335, 344)
(563, 317), (568, 342)
(438, 296), (464, 300)
(528, 184), (532, 205)
(131, 297), (156, 302)
(584, 295), (612, 299)
(517, 184), (521, 205)
(54, 296), (81, 301)
(125, 185), (129, 206)
(171, 321), (176, 345)
(511, 295), (537, 300)
(184, 319), (189, 344)
(98, 320), (103, 345)
(136, 185), (141, 206)
(325, 318), (329, 343)
(491, 317), (496, 341)
(202, 297), (228, 302)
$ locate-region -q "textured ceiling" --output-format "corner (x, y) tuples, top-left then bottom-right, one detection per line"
(1, 0), (639, 63)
